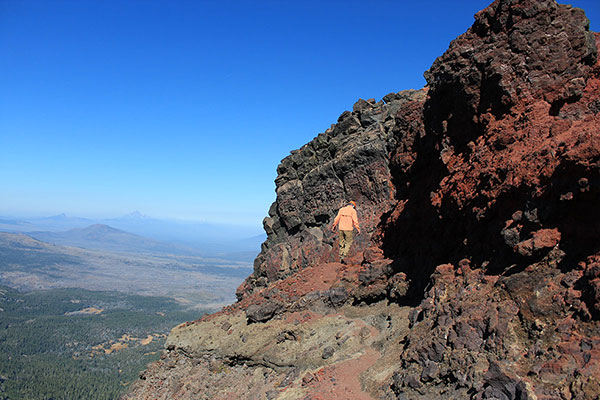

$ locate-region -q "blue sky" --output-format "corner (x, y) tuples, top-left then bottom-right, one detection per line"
(1, 0), (599, 227)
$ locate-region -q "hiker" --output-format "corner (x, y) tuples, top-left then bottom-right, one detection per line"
(331, 201), (360, 263)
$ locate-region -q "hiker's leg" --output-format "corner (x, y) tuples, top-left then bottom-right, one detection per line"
(339, 231), (346, 260)
(343, 230), (353, 259)
(340, 230), (352, 260)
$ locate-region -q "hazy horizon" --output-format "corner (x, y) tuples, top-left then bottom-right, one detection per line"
(0, 209), (265, 230)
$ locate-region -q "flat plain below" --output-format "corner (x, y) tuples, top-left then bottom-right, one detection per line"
(0, 232), (253, 308)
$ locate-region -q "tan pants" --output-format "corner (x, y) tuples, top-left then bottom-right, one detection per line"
(339, 230), (353, 260)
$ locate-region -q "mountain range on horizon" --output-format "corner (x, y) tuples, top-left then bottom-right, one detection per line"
(0, 212), (265, 258)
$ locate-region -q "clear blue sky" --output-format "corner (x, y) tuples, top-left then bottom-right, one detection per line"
(1, 0), (599, 227)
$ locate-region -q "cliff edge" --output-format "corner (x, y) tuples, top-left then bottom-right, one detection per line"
(124, 0), (600, 399)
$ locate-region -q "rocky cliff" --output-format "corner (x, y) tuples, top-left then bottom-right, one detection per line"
(124, 0), (600, 399)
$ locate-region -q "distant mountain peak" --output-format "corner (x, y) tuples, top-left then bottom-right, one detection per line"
(39, 213), (91, 223)
(78, 224), (123, 233)
(121, 211), (149, 220)
(47, 213), (68, 219)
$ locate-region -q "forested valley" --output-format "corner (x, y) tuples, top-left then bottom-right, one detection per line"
(0, 286), (202, 399)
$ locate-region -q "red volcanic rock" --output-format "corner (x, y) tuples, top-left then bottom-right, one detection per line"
(515, 228), (561, 256)
(425, 0), (596, 144)
(584, 256), (600, 318)
(125, 1), (600, 399)
(380, 0), (600, 297)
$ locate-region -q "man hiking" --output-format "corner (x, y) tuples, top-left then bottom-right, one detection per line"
(331, 201), (360, 264)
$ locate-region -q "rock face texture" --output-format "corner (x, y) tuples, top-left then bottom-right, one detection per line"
(237, 89), (427, 300)
(124, 0), (600, 399)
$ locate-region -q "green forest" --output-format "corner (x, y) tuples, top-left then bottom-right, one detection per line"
(0, 285), (202, 399)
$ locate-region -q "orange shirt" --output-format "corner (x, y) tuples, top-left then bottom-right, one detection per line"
(333, 205), (359, 231)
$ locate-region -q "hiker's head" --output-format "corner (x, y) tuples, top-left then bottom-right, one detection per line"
(349, 201), (356, 208)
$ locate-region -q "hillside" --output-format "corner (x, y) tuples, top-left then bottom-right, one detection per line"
(124, 0), (600, 399)
(29, 224), (204, 256)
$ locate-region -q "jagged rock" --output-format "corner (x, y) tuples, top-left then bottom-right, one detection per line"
(239, 89), (427, 299)
(425, 0), (596, 143)
(478, 362), (532, 400)
(321, 346), (334, 360)
(246, 300), (283, 323)
(387, 273), (409, 301)
(326, 287), (348, 308)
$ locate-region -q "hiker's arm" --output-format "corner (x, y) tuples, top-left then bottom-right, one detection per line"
(352, 210), (360, 233)
(331, 213), (341, 231)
